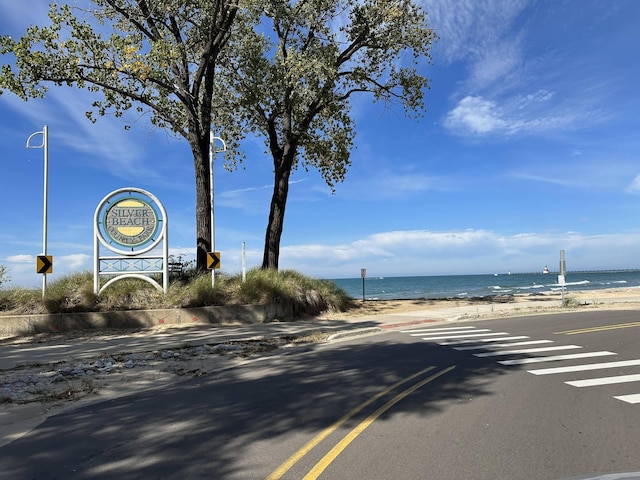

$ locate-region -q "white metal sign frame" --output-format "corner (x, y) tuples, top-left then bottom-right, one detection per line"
(93, 187), (168, 294)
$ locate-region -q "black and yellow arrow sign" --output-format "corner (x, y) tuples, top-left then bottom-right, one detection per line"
(206, 252), (221, 270)
(36, 255), (53, 274)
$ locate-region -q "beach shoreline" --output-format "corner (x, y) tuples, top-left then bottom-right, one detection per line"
(317, 285), (640, 320)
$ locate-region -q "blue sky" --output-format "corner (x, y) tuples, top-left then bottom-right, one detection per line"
(2, 0), (640, 288)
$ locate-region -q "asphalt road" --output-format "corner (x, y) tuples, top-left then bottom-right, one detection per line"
(1, 310), (640, 479)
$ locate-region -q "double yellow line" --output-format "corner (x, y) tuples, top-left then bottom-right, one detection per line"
(556, 321), (640, 335)
(266, 364), (455, 480)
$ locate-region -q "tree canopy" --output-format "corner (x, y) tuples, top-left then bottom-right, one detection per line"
(0, 0), (239, 270)
(213, 0), (437, 269)
(1, 0), (436, 273)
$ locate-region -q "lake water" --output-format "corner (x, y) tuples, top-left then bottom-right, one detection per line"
(329, 271), (640, 300)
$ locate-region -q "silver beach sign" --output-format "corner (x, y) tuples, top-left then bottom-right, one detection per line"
(104, 198), (158, 247)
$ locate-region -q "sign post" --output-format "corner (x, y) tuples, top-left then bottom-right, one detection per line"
(209, 131), (227, 287)
(26, 125), (49, 298)
(361, 268), (367, 301)
(559, 249), (567, 306)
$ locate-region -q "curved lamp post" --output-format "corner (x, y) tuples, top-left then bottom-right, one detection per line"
(209, 130), (227, 287)
(26, 125), (49, 298)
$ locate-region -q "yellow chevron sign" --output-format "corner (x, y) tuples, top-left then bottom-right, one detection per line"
(36, 255), (53, 274)
(207, 252), (221, 270)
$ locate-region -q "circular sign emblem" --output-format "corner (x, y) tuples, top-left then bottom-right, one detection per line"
(103, 197), (158, 247)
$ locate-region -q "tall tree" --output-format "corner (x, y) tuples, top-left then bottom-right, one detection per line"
(0, 0), (238, 271)
(213, 0), (436, 270)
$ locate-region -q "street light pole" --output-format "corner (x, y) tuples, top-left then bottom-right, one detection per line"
(26, 125), (49, 298)
(209, 130), (226, 287)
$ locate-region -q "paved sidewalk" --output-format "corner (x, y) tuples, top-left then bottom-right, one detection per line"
(0, 315), (432, 372)
(0, 297), (568, 371)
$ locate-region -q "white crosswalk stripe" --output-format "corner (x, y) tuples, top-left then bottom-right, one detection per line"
(474, 345), (582, 357)
(565, 374), (640, 387)
(528, 359), (640, 375)
(615, 394), (640, 404)
(454, 340), (552, 351)
(409, 332), (510, 341)
(402, 325), (640, 406)
(401, 326), (477, 333)
(439, 336), (530, 345)
(499, 351), (616, 365)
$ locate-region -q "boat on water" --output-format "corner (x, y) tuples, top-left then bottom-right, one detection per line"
(542, 266), (550, 274)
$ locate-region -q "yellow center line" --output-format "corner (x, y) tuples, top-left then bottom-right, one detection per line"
(302, 365), (456, 480)
(265, 365), (437, 480)
(555, 321), (640, 335)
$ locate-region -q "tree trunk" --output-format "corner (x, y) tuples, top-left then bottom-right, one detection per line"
(191, 133), (212, 272)
(262, 160), (292, 270)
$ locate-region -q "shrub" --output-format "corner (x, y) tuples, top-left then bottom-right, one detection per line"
(0, 268), (354, 317)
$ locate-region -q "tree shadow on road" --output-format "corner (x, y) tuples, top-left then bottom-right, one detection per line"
(0, 335), (516, 479)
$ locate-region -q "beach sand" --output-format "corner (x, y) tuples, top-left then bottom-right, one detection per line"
(317, 286), (640, 320)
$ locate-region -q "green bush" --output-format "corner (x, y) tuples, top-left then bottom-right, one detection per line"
(0, 268), (355, 317)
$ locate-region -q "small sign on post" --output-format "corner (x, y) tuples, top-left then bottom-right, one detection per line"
(36, 255), (53, 274)
(361, 268), (366, 301)
(207, 252), (221, 270)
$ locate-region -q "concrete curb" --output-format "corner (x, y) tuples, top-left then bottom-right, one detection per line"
(0, 303), (294, 339)
(326, 318), (445, 341)
(327, 327), (382, 341)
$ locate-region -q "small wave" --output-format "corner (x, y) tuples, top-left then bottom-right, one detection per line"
(564, 280), (590, 287)
(516, 284), (547, 290)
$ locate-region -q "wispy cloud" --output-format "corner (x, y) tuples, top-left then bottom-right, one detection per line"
(6, 227), (640, 286)
(277, 228), (640, 277)
(216, 183), (273, 213)
(336, 168), (465, 200)
(626, 175), (640, 194)
(425, 1), (612, 139)
(510, 157), (638, 191)
(1, 91), (171, 180)
(5, 254), (32, 263)
(423, 0), (529, 66)
(1, 3), (187, 188)
(443, 93), (582, 136)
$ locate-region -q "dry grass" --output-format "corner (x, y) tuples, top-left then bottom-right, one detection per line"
(0, 269), (355, 317)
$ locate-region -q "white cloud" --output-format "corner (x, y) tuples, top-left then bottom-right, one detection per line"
(61, 253), (91, 270)
(5, 228), (640, 286)
(424, 0), (529, 65)
(5, 254), (33, 263)
(444, 94), (581, 136)
(277, 228), (640, 278)
(336, 169), (464, 200)
(428, 2), (614, 139)
(510, 158), (638, 191)
(444, 96), (506, 134)
(1, 91), (161, 176)
(469, 38), (523, 90)
(626, 175), (640, 193)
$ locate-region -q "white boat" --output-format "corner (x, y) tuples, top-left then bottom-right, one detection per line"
(542, 266), (550, 274)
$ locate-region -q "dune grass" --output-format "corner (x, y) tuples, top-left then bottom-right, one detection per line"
(0, 268), (355, 317)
